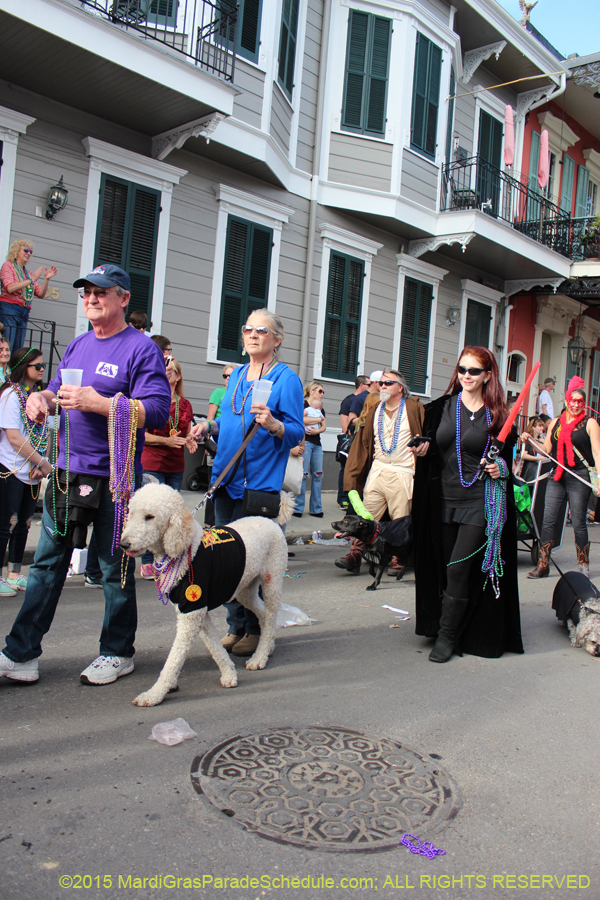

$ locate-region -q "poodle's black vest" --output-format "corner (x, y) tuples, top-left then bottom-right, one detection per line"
(169, 526), (246, 614)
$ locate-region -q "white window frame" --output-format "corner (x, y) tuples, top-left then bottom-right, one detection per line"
(77, 137), (187, 337)
(458, 279), (504, 352)
(207, 184), (294, 364)
(0, 106), (36, 259)
(394, 252), (448, 399)
(314, 224), (383, 384)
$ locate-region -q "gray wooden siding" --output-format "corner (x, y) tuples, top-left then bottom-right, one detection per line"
(270, 84), (292, 155)
(296, 0), (322, 173)
(454, 66), (518, 160)
(328, 133), (392, 193)
(400, 150), (438, 209)
(232, 60), (265, 129)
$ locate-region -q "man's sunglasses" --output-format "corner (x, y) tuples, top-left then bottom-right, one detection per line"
(223, 372), (231, 379)
(457, 365), (488, 377)
(29, 363), (46, 371)
(241, 325), (272, 335)
(79, 288), (116, 299)
(378, 380), (399, 387)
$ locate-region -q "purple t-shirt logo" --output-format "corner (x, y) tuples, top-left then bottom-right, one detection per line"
(95, 362), (119, 378)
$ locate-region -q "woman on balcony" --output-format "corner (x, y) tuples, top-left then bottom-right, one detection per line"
(0, 240), (57, 350)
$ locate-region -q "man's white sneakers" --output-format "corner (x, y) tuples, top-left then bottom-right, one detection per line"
(0, 651), (39, 682)
(80, 655), (134, 685)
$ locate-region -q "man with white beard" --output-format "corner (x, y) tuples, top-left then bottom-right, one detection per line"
(335, 370), (425, 575)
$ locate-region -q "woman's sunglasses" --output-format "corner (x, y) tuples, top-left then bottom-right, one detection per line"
(223, 372), (231, 379)
(29, 363), (46, 371)
(457, 365), (488, 377)
(241, 325), (272, 335)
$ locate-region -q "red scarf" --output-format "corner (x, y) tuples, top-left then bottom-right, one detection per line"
(554, 411), (586, 481)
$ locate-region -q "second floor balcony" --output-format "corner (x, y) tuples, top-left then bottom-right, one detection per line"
(441, 156), (592, 263)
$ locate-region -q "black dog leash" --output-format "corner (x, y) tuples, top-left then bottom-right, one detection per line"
(192, 423), (260, 518)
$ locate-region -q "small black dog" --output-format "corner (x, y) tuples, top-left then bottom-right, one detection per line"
(331, 514), (412, 591)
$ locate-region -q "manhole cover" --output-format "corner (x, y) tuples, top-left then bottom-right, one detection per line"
(190, 726), (460, 852)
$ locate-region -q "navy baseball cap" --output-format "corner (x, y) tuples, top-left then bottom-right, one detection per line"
(73, 264), (130, 292)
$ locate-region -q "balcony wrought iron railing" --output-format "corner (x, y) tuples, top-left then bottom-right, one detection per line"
(440, 156), (591, 261)
(24, 317), (62, 382)
(80, 0), (238, 82)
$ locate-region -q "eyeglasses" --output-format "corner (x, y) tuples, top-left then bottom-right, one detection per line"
(457, 365), (488, 377)
(378, 380), (399, 387)
(241, 325), (272, 336)
(313, 388), (324, 394)
(223, 372), (231, 379)
(29, 363), (46, 372)
(79, 287), (116, 299)
(22, 248), (33, 255)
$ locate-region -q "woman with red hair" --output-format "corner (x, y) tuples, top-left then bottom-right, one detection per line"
(412, 346), (523, 662)
(524, 376), (600, 579)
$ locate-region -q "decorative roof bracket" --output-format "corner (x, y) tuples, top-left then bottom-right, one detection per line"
(408, 233), (475, 259)
(152, 113), (227, 161)
(503, 277), (564, 297)
(462, 41), (507, 84)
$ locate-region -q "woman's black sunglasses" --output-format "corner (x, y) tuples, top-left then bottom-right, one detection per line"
(29, 363), (46, 371)
(457, 365), (488, 377)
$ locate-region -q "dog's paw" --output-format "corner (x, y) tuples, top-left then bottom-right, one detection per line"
(366, 584), (377, 592)
(246, 655), (268, 671)
(220, 672), (238, 688)
(132, 690), (164, 707)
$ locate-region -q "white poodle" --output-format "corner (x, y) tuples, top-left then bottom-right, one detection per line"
(120, 483), (292, 706)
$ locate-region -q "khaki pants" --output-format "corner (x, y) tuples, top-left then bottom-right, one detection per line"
(363, 465), (413, 520)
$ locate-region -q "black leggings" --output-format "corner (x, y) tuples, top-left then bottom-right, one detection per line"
(442, 522), (486, 599)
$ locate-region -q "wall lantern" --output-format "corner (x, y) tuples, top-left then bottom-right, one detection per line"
(45, 176), (68, 220)
(446, 303), (461, 327)
(568, 335), (585, 368)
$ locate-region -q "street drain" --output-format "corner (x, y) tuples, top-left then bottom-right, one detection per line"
(190, 726), (460, 852)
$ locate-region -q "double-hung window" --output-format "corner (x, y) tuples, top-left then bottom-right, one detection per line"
(341, 10), (391, 138)
(94, 174), (160, 321)
(398, 278), (433, 394)
(322, 252), (364, 381)
(218, 215), (273, 363)
(410, 32), (442, 159)
(278, 0), (299, 100)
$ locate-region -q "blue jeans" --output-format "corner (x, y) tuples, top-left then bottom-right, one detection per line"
(141, 470), (184, 565)
(3, 477), (140, 663)
(0, 467), (38, 571)
(294, 442), (323, 514)
(0, 301), (29, 351)
(214, 488), (260, 637)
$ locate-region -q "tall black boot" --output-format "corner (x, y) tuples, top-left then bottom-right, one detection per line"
(429, 592), (469, 663)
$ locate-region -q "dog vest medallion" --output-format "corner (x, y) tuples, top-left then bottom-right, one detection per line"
(169, 526), (246, 614)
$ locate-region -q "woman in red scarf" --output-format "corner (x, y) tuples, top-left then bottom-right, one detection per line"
(526, 376), (600, 578)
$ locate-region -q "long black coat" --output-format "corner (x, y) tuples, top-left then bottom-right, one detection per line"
(412, 395), (524, 659)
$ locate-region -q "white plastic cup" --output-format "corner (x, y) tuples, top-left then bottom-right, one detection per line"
(61, 369), (83, 386)
(252, 379), (273, 406)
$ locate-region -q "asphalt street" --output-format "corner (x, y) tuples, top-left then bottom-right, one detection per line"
(1, 492), (599, 900)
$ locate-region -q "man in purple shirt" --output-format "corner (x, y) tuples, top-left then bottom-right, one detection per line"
(0, 265), (171, 686)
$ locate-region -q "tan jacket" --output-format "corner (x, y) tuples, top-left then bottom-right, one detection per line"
(343, 397), (425, 497)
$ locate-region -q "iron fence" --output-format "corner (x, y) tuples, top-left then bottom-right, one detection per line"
(441, 156), (577, 259)
(79, 0), (238, 82)
(23, 317), (61, 383)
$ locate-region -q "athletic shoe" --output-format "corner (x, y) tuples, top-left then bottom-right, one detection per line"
(140, 564), (155, 580)
(0, 650), (39, 682)
(6, 574), (27, 591)
(80, 655), (134, 685)
(0, 577), (17, 597)
(84, 574), (102, 589)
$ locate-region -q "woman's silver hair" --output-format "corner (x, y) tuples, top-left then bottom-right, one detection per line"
(383, 368), (411, 398)
(245, 308), (284, 357)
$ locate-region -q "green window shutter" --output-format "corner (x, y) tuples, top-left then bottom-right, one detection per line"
(411, 32), (441, 158)
(575, 164), (590, 219)
(278, 0), (299, 100)
(527, 130), (541, 220)
(561, 154), (575, 214)
(94, 174), (160, 321)
(342, 11), (391, 137)
(398, 278), (432, 394)
(464, 300), (491, 348)
(218, 216), (273, 363)
(147, 0), (177, 27)
(239, 0), (262, 63)
(322, 252), (364, 381)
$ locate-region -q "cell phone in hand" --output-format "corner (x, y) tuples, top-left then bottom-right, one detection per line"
(407, 435), (431, 448)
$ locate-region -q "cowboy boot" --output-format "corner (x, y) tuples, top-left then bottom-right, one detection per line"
(429, 592), (469, 663)
(576, 541), (590, 578)
(387, 556), (406, 579)
(335, 539), (364, 575)
(527, 540), (554, 579)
